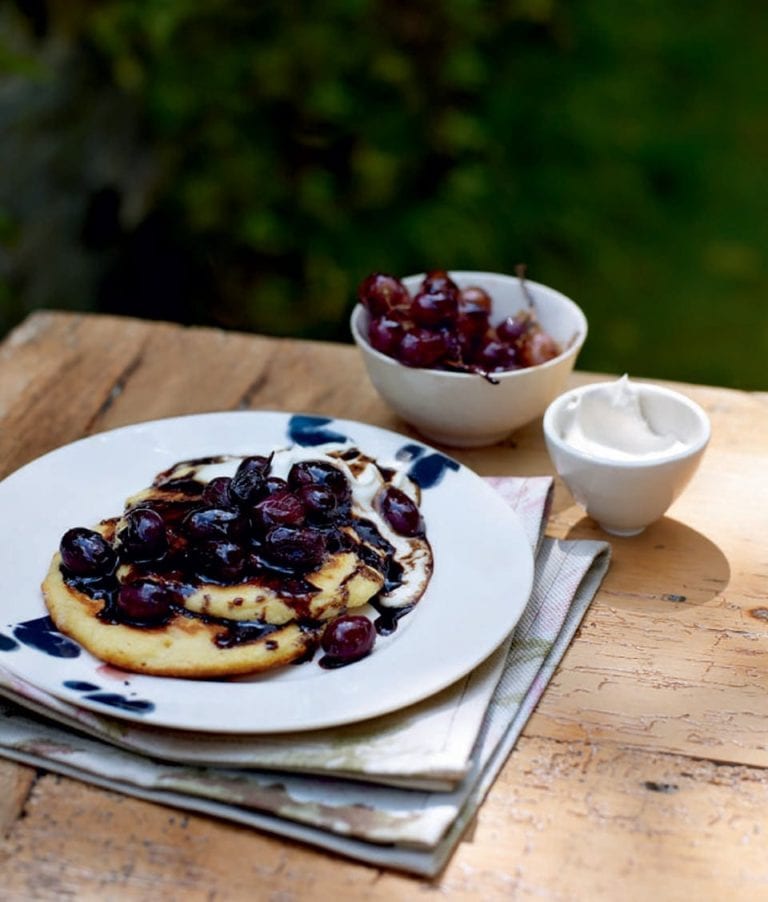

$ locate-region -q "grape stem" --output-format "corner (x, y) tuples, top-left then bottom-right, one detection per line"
(515, 263), (536, 310)
(442, 358), (501, 385)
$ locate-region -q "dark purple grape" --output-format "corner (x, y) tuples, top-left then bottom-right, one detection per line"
(359, 268), (562, 376)
(117, 508), (168, 563)
(193, 540), (247, 583)
(438, 327), (462, 363)
(115, 579), (178, 625)
(377, 486), (423, 537)
(496, 312), (532, 345)
(321, 615), (376, 663)
(60, 527), (117, 576)
(420, 269), (458, 295)
(458, 285), (492, 314)
(472, 338), (519, 372)
(202, 476), (234, 508)
(456, 287), (491, 344)
(368, 316), (405, 356)
(296, 483), (338, 523)
(183, 507), (244, 542)
(357, 272), (410, 317)
(397, 328), (450, 368)
(230, 455), (272, 506)
(251, 489), (305, 532)
(287, 460), (351, 506)
(456, 313), (489, 348)
(263, 476), (289, 494)
(261, 525), (327, 571)
(409, 289), (458, 328)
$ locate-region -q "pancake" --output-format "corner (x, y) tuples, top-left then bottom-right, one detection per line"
(41, 444), (433, 677)
(43, 552), (315, 677)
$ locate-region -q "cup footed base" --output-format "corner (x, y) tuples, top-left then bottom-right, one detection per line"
(411, 426), (512, 449)
(598, 522), (646, 537)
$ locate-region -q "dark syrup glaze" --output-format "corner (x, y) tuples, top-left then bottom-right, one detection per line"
(318, 650), (373, 670)
(154, 477), (206, 496)
(369, 599), (415, 636)
(61, 451), (424, 653)
(213, 619), (281, 649)
(153, 455), (235, 483)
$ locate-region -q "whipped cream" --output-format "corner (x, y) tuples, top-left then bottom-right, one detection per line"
(560, 376), (687, 461)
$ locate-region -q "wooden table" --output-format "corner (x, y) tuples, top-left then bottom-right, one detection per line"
(1, 311), (766, 900)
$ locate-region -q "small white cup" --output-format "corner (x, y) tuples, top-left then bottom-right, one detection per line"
(543, 381), (711, 536)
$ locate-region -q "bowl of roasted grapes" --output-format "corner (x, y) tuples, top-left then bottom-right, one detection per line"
(350, 269), (588, 447)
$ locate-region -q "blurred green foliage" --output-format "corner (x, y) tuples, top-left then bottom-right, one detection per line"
(1, 0), (766, 387)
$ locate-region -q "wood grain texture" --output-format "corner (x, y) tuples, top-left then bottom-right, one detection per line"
(0, 310), (766, 899)
(1, 739), (766, 901)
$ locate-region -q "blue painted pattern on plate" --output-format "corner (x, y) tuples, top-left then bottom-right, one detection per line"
(0, 632), (19, 652)
(82, 692), (155, 714)
(288, 415), (349, 447)
(62, 679), (156, 715)
(406, 452), (461, 489)
(13, 616), (81, 659)
(63, 680), (100, 692)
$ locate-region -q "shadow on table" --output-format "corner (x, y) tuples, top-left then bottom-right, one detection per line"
(563, 514), (731, 610)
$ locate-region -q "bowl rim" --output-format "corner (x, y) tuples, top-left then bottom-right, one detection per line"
(350, 272), (588, 380)
(542, 379), (712, 468)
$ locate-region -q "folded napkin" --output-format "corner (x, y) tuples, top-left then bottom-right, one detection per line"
(0, 477), (610, 876)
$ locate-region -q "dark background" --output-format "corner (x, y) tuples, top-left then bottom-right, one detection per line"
(1, 1), (766, 388)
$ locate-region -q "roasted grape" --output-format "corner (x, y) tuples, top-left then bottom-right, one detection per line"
(250, 489), (305, 532)
(230, 455), (272, 506)
(458, 285), (492, 314)
(287, 460), (351, 506)
(202, 476), (235, 508)
(117, 508), (168, 562)
(474, 338), (519, 373)
(60, 527), (117, 576)
(421, 269), (458, 295)
(261, 525), (327, 570)
(193, 539), (247, 583)
(456, 287), (492, 344)
(410, 289), (458, 328)
(519, 330), (561, 367)
(263, 476), (289, 495)
(357, 272), (410, 317)
(377, 486), (423, 537)
(357, 269), (561, 377)
(115, 579), (178, 625)
(184, 507), (244, 542)
(321, 614), (376, 664)
(296, 483), (338, 523)
(368, 316), (404, 356)
(398, 328), (450, 368)
(496, 311), (532, 344)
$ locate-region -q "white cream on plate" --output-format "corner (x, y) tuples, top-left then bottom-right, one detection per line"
(559, 375), (687, 461)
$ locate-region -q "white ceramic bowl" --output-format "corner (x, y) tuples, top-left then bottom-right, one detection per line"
(543, 381), (711, 536)
(350, 271), (588, 447)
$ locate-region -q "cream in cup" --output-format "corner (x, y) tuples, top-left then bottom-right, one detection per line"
(543, 376), (711, 536)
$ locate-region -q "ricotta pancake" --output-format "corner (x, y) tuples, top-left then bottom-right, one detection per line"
(42, 444), (433, 677)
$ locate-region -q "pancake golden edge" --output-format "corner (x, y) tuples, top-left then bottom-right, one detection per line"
(42, 543), (387, 678)
(43, 552), (314, 677)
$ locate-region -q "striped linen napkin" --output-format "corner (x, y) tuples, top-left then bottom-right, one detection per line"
(0, 477), (610, 875)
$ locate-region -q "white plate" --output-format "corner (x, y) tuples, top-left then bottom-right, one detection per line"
(0, 412), (533, 733)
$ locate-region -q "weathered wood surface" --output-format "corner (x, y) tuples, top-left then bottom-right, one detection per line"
(0, 310), (766, 900)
